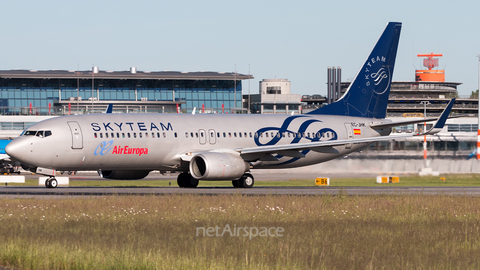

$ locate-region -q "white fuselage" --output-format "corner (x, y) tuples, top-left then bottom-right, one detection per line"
(6, 113), (386, 174)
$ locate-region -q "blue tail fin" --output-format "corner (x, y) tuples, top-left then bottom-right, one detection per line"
(308, 22), (402, 119)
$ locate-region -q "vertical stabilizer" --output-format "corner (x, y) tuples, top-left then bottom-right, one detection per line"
(308, 22), (402, 119)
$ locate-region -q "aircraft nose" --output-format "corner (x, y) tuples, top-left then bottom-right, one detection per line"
(5, 139), (27, 161)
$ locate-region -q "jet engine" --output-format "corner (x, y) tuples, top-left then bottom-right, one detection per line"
(98, 170), (151, 180)
(189, 152), (249, 180)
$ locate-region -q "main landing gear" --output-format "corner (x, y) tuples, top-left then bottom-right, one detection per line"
(232, 173), (254, 188)
(176, 172), (255, 188)
(45, 177), (58, 189)
(177, 172), (199, 188)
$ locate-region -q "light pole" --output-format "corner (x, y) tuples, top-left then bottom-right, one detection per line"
(420, 101), (431, 166)
(477, 55), (480, 160)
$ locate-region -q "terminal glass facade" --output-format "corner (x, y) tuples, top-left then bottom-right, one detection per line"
(0, 78), (242, 115)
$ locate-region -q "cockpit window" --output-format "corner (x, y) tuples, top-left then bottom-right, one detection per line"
(22, 130), (52, 137)
(24, 130), (37, 136)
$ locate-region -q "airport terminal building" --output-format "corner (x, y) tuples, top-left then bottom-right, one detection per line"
(0, 68), (251, 115)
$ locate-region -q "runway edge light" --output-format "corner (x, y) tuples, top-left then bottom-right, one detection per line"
(315, 178), (330, 186)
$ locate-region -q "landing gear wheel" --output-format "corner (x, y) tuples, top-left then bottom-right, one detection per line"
(232, 173), (254, 188)
(49, 178), (58, 188)
(177, 172), (199, 188)
(241, 173), (254, 188)
(232, 179), (241, 188)
(45, 177), (58, 189)
(177, 172), (189, 188)
(187, 177), (199, 188)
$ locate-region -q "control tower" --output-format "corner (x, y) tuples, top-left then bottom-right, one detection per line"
(415, 53), (445, 82)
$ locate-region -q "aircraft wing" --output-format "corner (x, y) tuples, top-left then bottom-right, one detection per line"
(239, 133), (414, 157)
(239, 99), (455, 158)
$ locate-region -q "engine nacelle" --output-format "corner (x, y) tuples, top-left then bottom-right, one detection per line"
(189, 152), (249, 180)
(98, 170), (150, 180)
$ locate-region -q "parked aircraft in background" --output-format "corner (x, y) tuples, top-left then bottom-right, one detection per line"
(0, 140), (21, 174)
(5, 22), (456, 188)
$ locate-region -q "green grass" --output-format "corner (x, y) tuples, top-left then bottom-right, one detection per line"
(7, 173), (480, 187)
(1, 194), (480, 269)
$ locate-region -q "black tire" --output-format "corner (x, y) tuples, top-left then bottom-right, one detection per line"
(45, 179), (50, 188)
(187, 177), (199, 188)
(240, 173), (254, 188)
(232, 179), (241, 188)
(177, 172), (190, 188)
(50, 179), (58, 188)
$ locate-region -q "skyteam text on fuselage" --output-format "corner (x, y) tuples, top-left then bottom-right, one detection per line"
(5, 22), (456, 188)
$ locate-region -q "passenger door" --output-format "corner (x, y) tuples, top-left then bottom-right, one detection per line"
(67, 121), (83, 149)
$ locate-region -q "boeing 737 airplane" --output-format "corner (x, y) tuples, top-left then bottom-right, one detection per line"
(5, 22), (456, 188)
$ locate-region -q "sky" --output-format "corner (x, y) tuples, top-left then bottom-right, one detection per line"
(1, 0), (479, 96)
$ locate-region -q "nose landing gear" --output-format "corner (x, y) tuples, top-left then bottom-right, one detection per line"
(45, 177), (58, 189)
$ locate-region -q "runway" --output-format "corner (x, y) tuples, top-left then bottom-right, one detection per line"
(1, 186), (480, 198)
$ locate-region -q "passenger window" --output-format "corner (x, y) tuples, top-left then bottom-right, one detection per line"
(239, 132), (242, 138)
(122, 133), (125, 138)
(244, 132), (247, 138)
(145, 133), (148, 138)
(217, 132), (220, 137)
(163, 132), (166, 138)
(265, 133), (268, 138)
(139, 133), (142, 138)
(106, 133), (109, 138)
(133, 133), (137, 138)
(100, 133), (103, 138)
(152, 133), (155, 138)
(234, 132), (237, 137)
(254, 132), (258, 138)
(223, 132), (226, 138)
(111, 133), (114, 138)
(185, 132), (189, 138)
(157, 132), (160, 138)
(174, 132), (177, 138)
(191, 132), (194, 138)
(249, 132), (252, 138)
(94, 133), (97, 138)
(228, 132), (232, 138)
(127, 133), (131, 138)
(116, 133), (120, 138)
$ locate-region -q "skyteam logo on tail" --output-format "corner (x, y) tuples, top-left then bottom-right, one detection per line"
(365, 55), (390, 94)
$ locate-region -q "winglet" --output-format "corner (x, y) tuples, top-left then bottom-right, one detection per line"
(421, 98), (455, 135)
(105, 104), (113, 114)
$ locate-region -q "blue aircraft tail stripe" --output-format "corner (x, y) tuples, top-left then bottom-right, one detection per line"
(308, 22), (402, 119)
